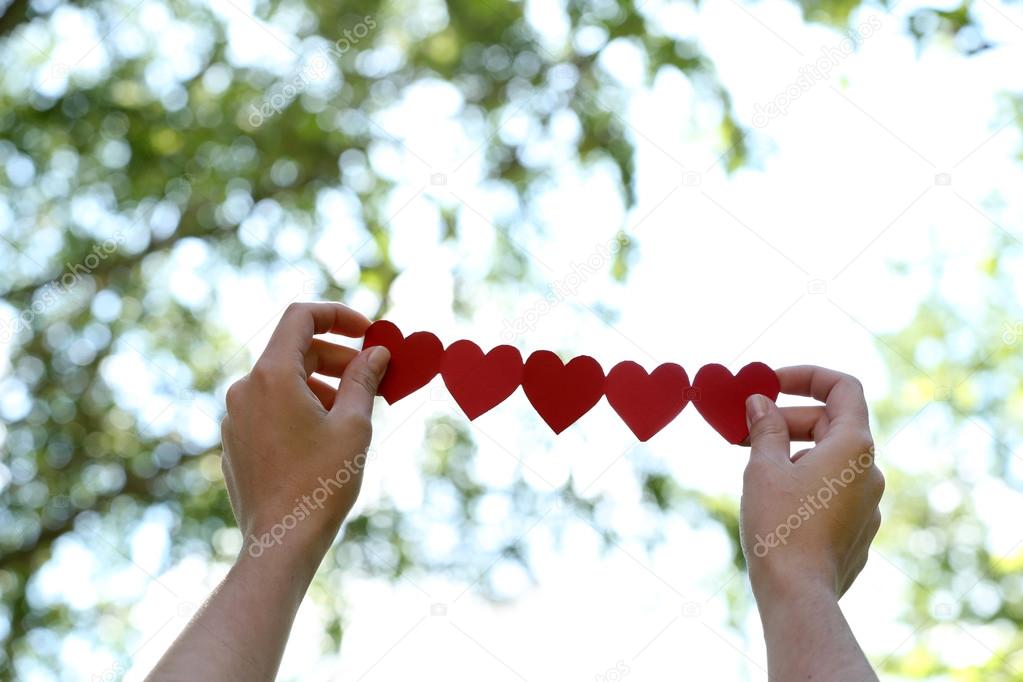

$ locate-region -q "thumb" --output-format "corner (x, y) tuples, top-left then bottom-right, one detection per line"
(745, 394), (790, 464)
(332, 346), (390, 419)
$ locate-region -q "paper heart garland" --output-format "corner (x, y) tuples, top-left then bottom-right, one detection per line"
(522, 351), (605, 434)
(606, 361), (691, 442)
(441, 340), (523, 420)
(691, 363), (781, 445)
(363, 320), (444, 404)
(362, 320), (779, 444)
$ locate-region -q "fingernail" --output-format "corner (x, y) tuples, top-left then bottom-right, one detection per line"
(746, 394), (768, 425)
(366, 346), (390, 372)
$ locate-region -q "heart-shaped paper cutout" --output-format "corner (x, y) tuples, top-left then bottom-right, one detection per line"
(522, 351), (605, 434)
(441, 340), (524, 420)
(606, 361), (691, 442)
(363, 320), (444, 404)
(692, 362), (781, 444)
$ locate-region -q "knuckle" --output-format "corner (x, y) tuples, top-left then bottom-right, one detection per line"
(350, 368), (380, 396)
(225, 381), (246, 412)
(250, 361), (285, 387)
(283, 301), (307, 318)
(753, 420), (787, 440)
(249, 363), (271, 385)
(850, 429), (875, 455)
(870, 467), (886, 499)
(339, 412), (373, 435)
(840, 373), (865, 393)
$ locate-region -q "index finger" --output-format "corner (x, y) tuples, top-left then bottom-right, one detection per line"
(260, 302), (371, 366)
(776, 365), (870, 435)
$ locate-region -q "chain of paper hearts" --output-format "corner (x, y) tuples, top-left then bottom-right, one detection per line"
(362, 320), (780, 444)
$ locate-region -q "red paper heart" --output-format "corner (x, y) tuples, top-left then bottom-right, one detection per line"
(441, 340), (524, 420)
(363, 320), (444, 404)
(522, 351), (605, 434)
(605, 361), (691, 442)
(692, 362), (780, 444)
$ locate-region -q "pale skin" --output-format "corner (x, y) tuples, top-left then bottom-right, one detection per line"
(742, 367), (884, 681)
(146, 303), (883, 680)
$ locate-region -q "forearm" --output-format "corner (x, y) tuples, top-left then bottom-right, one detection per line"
(756, 580), (878, 682)
(146, 548), (319, 681)
(146, 304), (384, 679)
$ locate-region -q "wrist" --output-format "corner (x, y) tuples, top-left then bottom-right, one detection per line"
(750, 562), (877, 682)
(239, 520), (335, 583)
(749, 556), (838, 611)
(219, 547), (318, 633)
(239, 499), (348, 564)
(754, 575), (842, 652)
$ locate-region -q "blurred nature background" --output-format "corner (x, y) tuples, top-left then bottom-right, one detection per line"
(1, 0), (1023, 679)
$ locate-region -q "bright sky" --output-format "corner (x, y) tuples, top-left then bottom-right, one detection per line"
(4, 0), (1023, 679)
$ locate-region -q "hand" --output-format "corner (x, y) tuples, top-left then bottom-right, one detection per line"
(148, 303), (390, 681)
(739, 365), (884, 601)
(220, 302), (390, 574)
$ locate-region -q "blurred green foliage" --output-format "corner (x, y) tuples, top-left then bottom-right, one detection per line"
(868, 231), (1023, 679)
(0, 0), (1016, 678)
